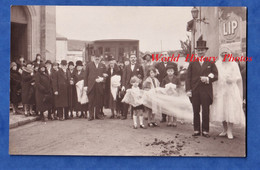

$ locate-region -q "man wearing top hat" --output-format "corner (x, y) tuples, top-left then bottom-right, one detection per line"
(84, 54), (107, 121)
(186, 36), (218, 137)
(52, 60), (70, 120)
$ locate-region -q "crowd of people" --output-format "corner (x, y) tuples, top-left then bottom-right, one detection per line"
(9, 51), (186, 123)
(10, 38), (246, 139)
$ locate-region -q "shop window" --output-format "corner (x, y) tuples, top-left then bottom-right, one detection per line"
(105, 47), (110, 52)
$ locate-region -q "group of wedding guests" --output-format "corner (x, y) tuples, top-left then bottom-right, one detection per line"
(10, 54), (88, 121)
(10, 37), (246, 140)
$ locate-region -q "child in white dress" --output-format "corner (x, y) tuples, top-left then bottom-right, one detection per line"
(122, 76), (146, 129)
(143, 67), (160, 127)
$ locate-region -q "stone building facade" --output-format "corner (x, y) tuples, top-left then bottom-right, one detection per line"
(11, 6), (56, 62)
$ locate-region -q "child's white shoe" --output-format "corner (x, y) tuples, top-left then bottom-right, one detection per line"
(219, 131), (227, 137)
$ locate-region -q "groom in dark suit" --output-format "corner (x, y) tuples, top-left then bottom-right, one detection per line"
(121, 53), (144, 119)
(84, 55), (107, 121)
(186, 36), (218, 137)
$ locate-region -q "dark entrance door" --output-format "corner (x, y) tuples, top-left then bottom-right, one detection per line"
(11, 22), (27, 62)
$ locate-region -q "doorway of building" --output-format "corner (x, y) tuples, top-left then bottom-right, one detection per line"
(11, 6), (30, 62)
(11, 22), (27, 62)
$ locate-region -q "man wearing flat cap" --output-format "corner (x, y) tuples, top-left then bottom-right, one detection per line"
(52, 60), (70, 120)
(84, 54), (107, 121)
(186, 35), (218, 138)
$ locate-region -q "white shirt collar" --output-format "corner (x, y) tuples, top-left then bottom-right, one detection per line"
(131, 64), (135, 71)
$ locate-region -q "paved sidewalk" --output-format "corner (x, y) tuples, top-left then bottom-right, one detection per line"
(9, 112), (40, 129)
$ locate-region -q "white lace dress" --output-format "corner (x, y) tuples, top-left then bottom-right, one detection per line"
(210, 61), (245, 125)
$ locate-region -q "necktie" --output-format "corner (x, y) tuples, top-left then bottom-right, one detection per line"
(151, 78), (156, 88)
(131, 64), (135, 71)
(94, 62), (98, 68)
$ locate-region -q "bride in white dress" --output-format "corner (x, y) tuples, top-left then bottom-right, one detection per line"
(210, 47), (245, 139)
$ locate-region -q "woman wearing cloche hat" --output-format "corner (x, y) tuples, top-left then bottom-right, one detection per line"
(67, 61), (76, 119)
(73, 60), (88, 118)
(35, 62), (53, 121)
(21, 61), (35, 116)
(10, 62), (22, 114)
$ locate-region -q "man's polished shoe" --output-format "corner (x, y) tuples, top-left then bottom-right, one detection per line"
(96, 115), (104, 120)
(202, 132), (210, 138)
(192, 131), (201, 136)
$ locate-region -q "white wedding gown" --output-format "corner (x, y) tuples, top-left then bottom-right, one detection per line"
(143, 84), (193, 121)
(210, 61), (245, 125)
(122, 83), (193, 121)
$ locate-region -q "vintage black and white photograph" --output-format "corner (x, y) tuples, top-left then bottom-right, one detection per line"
(9, 6), (246, 156)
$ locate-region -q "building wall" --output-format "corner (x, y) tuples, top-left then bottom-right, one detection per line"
(56, 39), (68, 63)
(42, 6), (56, 62)
(27, 6), (56, 61)
(30, 6), (41, 61)
(11, 6), (56, 62)
(193, 7), (219, 58)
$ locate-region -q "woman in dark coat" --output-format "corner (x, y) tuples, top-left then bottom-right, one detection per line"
(35, 63), (53, 121)
(104, 56), (120, 118)
(31, 63), (40, 115)
(21, 62), (35, 116)
(10, 62), (22, 114)
(74, 60), (88, 118)
(52, 60), (69, 120)
(67, 61), (76, 118)
(51, 62), (59, 119)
